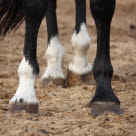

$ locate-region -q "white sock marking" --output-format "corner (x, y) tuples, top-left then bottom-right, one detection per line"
(68, 23), (92, 75)
(9, 57), (38, 104)
(41, 35), (65, 80)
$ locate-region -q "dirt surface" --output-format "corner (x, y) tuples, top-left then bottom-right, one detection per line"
(0, 0), (136, 135)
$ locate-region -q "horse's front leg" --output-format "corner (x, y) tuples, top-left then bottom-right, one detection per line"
(8, 0), (47, 114)
(68, 0), (92, 86)
(41, 0), (65, 87)
(90, 0), (122, 116)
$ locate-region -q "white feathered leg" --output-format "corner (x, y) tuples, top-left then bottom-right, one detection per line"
(41, 35), (66, 87)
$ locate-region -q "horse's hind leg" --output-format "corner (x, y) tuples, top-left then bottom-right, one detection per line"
(8, 0), (47, 114)
(67, 0), (92, 86)
(41, 0), (65, 87)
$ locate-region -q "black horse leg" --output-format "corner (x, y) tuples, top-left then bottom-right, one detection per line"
(90, 0), (122, 116)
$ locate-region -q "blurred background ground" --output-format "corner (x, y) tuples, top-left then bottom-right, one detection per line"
(0, 0), (136, 135)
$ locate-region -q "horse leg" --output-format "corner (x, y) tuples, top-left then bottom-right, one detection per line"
(90, 0), (122, 116)
(8, 0), (47, 114)
(41, 0), (65, 87)
(67, 0), (92, 86)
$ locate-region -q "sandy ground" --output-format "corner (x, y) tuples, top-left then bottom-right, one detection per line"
(0, 0), (136, 135)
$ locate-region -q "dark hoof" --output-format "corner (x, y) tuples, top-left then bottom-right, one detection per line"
(67, 70), (92, 86)
(8, 102), (38, 114)
(91, 102), (122, 117)
(42, 76), (66, 88)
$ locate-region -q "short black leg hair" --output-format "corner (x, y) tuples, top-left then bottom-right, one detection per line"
(23, 0), (47, 75)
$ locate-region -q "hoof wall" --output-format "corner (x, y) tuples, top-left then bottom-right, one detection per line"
(8, 102), (38, 114)
(42, 77), (66, 88)
(91, 102), (122, 117)
(67, 70), (92, 86)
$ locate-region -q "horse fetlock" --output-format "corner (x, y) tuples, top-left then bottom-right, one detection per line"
(45, 35), (64, 64)
(18, 57), (39, 79)
(71, 23), (91, 51)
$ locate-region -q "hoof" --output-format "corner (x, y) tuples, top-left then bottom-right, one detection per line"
(67, 70), (92, 86)
(41, 76), (66, 88)
(90, 102), (122, 117)
(8, 102), (38, 114)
